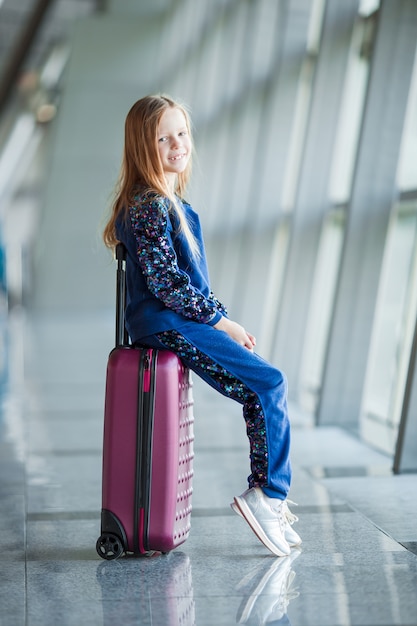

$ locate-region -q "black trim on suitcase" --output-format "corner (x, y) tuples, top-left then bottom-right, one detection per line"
(114, 243), (159, 555)
(115, 243), (129, 347)
(133, 349), (157, 554)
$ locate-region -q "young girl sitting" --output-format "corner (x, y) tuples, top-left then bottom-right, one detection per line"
(103, 94), (301, 557)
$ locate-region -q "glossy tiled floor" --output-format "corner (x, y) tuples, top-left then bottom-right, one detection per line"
(1, 309), (417, 626)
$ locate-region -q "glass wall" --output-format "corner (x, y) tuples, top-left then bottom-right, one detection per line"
(2, 0), (417, 470)
(360, 44), (417, 453)
(298, 5), (376, 414)
(299, 208), (345, 414)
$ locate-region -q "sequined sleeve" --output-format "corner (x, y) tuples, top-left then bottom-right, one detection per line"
(129, 196), (222, 325)
(209, 291), (228, 316)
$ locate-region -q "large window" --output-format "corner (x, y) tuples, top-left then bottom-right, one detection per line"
(360, 44), (417, 452)
(360, 199), (417, 452)
(397, 46), (417, 192)
(298, 6), (375, 414)
(299, 209), (345, 414)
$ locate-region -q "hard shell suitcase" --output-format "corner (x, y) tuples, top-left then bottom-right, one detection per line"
(96, 244), (194, 559)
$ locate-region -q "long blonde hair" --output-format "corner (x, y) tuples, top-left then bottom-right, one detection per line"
(103, 94), (199, 256)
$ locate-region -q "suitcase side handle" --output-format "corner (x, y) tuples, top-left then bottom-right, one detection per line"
(115, 243), (129, 347)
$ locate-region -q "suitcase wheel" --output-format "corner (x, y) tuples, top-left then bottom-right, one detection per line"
(96, 533), (124, 560)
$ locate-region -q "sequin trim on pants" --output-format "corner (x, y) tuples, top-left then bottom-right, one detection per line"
(156, 330), (269, 489)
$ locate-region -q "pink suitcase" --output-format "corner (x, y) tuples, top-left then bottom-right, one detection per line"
(96, 244), (194, 559)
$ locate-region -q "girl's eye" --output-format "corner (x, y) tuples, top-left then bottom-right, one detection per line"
(179, 131), (187, 136)
(158, 137), (168, 143)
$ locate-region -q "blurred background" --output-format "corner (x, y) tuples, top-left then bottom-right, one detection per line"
(0, 0), (416, 471)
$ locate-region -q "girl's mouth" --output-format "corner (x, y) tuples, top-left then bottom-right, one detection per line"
(169, 153), (186, 162)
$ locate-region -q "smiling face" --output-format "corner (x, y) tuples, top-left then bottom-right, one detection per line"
(157, 107), (192, 189)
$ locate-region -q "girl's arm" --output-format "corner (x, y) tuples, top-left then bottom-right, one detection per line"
(130, 197), (222, 326)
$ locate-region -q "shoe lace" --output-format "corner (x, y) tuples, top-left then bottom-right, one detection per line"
(283, 499), (299, 525)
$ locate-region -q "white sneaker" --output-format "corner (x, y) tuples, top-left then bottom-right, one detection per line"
(231, 496), (302, 547)
(233, 488), (291, 557)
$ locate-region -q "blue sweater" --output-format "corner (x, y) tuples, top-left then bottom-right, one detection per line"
(115, 191), (227, 343)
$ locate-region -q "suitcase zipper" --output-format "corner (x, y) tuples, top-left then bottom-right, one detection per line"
(134, 349), (156, 555)
(142, 352), (151, 393)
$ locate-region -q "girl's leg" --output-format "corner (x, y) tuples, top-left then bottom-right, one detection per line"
(144, 324), (291, 500)
(158, 331), (271, 492)
(142, 325), (299, 556)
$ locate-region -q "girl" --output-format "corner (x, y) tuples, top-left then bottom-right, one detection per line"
(103, 94), (301, 557)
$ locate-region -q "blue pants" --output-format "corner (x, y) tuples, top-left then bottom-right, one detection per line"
(142, 321), (292, 499)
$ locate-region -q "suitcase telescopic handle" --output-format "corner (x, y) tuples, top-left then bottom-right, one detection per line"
(115, 243), (129, 347)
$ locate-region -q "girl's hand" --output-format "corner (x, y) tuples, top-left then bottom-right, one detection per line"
(214, 317), (256, 352)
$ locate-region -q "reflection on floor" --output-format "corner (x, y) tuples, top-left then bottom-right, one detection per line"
(1, 310), (417, 626)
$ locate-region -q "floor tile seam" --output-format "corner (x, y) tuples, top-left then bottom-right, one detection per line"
(26, 413), (103, 419)
(300, 466), (414, 552)
(24, 504), (357, 522)
(28, 449), (102, 457)
(358, 517), (417, 558)
(313, 475), (417, 555)
(27, 511), (100, 521)
(399, 541), (417, 556)
(302, 465), (393, 479)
